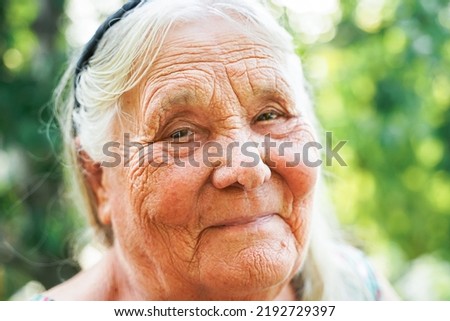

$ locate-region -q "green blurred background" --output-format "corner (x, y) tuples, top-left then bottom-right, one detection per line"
(0, 0), (449, 300)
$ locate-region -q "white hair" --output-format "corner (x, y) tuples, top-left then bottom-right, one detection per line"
(55, 0), (375, 300)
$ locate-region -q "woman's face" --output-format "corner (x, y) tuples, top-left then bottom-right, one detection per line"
(99, 18), (318, 300)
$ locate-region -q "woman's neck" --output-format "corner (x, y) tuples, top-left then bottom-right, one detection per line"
(109, 247), (297, 301)
(45, 247), (297, 301)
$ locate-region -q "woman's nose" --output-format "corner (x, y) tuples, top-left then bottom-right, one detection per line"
(210, 138), (271, 190)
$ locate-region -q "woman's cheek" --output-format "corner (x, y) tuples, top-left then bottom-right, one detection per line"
(126, 159), (206, 227)
(266, 139), (318, 198)
(291, 196), (314, 246)
(264, 134), (317, 248)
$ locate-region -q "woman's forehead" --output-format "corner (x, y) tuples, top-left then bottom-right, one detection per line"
(120, 17), (297, 130)
(143, 19), (291, 93)
(143, 36), (292, 114)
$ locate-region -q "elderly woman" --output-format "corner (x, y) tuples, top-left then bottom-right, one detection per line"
(41, 0), (395, 300)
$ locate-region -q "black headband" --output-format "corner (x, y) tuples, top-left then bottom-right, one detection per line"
(74, 0), (144, 109)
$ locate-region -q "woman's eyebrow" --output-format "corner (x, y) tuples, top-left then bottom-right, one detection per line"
(143, 90), (199, 127)
(253, 87), (289, 101)
(247, 84), (296, 110)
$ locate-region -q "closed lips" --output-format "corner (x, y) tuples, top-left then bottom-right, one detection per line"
(211, 213), (277, 228)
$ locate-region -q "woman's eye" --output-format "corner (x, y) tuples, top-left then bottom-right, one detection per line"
(256, 111), (281, 122)
(170, 128), (193, 141)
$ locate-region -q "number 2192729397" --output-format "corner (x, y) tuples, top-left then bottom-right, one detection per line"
(255, 305), (335, 317)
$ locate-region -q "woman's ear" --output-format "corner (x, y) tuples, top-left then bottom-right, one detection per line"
(77, 148), (112, 226)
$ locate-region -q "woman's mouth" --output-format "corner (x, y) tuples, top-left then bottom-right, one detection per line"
(211, 213), (277, 228)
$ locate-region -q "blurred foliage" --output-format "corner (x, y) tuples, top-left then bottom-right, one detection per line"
(0, 0), (81, 300)
(0, 0), (449, 300)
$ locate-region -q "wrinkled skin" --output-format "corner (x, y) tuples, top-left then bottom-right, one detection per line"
(49, 17), (319, 300)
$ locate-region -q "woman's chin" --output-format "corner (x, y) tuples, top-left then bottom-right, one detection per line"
(194, 215), (301, 299)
